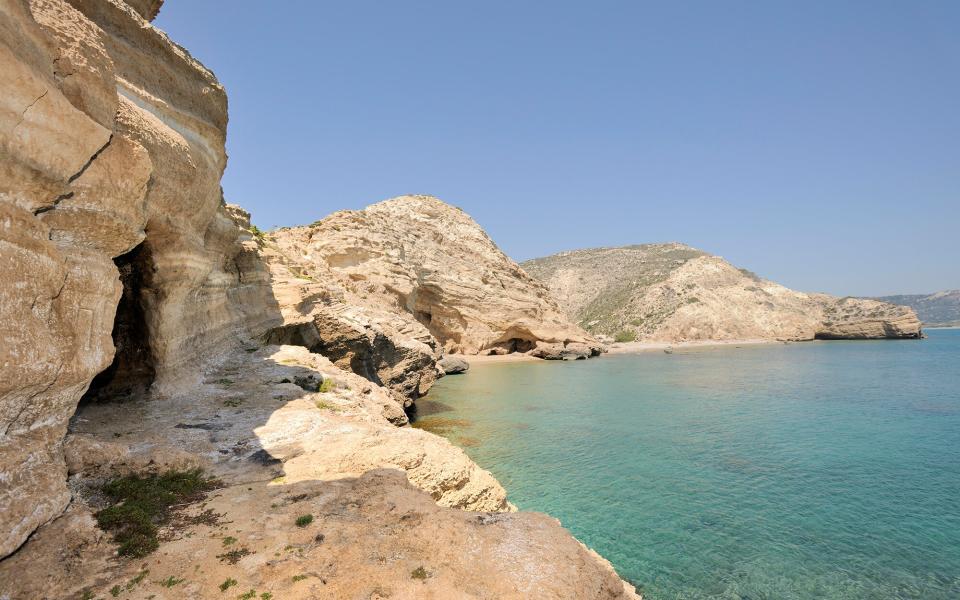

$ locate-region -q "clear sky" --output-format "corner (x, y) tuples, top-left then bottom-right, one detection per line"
(154, 1), (958, 297)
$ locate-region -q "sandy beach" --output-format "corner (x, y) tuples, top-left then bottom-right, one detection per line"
(450, 338), (782, 367)
(606, 338), (780, 354)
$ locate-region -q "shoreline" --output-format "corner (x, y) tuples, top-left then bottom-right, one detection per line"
(607, 338), (779, 354)
(451, 338), (781, 366)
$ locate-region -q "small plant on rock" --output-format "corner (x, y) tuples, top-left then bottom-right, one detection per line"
(411, 566), (429, 580)
(219, 578), (238, 592)
(159, 575), (185, 588)
(295, 514), (313, 528)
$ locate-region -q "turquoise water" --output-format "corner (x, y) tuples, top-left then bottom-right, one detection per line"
(421, 330), (960, 599)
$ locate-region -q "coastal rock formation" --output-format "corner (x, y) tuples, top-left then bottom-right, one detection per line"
(875, 290), (960, 328)
(1, 344), (639, 599)
(438, 355), (470, 374)
(523, 244), (922, 342)
(266, 195), (603, 360)
(0, 0), (279, 557)
(0, 3), (639, 597)
(259, 230), (443, 408)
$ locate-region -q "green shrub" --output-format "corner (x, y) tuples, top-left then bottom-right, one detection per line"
(411, 566), (429, 580)
(614, 330), (637, 343)
(219, 578), (238, 592)
(295, 514), (313, 528)
(319, 378), (335, 393)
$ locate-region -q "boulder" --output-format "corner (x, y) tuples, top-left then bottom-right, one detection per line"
(438, 355), (470, 375)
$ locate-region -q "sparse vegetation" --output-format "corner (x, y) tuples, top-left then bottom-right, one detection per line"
(223, 398), (242, 407)
(217, 378), (234, 386)
(218, 546), (253, 564)
(292, 574), (309, 583)
(411, 566), (429, 580)
(222, 536), (238, 546)
(219, 578), (238, 592)
(319, 378), (335, 393)
(237, 590), (257, 600)
(249, 225), (266, 247)
(295, 514), (314, 528)
(127, 569), (149, 589)
(96, 469), (218, 557)
(614, 330), (637, 343)
(159, 575), (185, 588)
(110, 585), (121, 597)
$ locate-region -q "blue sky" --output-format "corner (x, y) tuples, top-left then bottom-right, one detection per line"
(155, 1), (958, 297)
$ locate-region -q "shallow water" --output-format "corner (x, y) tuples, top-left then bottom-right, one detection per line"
(422, 330), (960, 599)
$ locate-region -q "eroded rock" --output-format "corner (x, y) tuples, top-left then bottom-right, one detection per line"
(0, 0), (279, 557)
(266, 195), (602, 356)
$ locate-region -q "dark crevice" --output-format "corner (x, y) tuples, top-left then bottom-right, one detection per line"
(79, 241), (156, 405)
(67, 134), (112, 184)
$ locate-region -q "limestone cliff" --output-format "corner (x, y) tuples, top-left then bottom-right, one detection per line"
(0, 0), (280, 557)
(263, 195), (603, 367)
(522, 244), (922, 342)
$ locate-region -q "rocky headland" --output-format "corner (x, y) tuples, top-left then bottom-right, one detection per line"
(0, 1), (636, 598)
(522, 244), (922, 343)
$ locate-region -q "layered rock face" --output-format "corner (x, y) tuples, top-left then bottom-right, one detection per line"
(263, 195), (602, 373)
(0, 0), (279, 557)
(523, 244), (922, 342)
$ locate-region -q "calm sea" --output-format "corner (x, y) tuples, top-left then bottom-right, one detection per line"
(420, 329), (960, 599)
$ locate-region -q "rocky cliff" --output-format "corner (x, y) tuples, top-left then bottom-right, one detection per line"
(522, 244), (922, 342)
(0, 2), (638, 597)
(0, 0), (281, 558)
(263, 195), (603, 367)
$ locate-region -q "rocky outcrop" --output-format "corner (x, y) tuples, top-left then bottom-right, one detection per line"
(523, 244), (922, 342)
(814, 296), (926, 339)
(259, 233), (443, 408)
(0, 0), (279, 558)
(266, 195), (603, 359)
(1, 344), (639, 599)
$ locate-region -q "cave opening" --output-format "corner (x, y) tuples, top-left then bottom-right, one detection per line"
(79, 241), (157, 405)
(507, 338), (535, 353)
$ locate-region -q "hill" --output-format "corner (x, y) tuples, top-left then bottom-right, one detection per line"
(522, 244), (922, 342)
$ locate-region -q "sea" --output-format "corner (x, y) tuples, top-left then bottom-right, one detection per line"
(418, 329), (960, 599)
